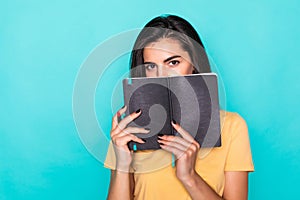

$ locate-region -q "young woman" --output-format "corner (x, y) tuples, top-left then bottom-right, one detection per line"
(104, 15), (254, 200)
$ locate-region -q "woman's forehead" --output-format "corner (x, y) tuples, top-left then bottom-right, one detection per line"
(144, 38), (191, 62)
(145, 38), (182, 50)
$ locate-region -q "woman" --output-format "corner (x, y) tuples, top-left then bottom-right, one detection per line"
(104, 15), (254, 199)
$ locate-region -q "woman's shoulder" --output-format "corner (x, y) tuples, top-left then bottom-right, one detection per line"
(219, 110), (249, 137)
(218, 111), (254, 172)
(220, 110), (247, 125)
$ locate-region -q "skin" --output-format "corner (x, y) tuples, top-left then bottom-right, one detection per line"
(107, 38), (249, 200)
(143, 38), (194, 77)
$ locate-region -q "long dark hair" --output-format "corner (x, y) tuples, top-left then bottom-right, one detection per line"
(130, 14), (211, 78)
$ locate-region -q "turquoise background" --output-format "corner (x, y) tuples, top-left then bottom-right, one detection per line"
(1, 0), (300, 199)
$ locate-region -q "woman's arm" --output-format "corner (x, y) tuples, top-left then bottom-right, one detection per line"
(223, 171), (249, 200)
(179, 171), (248, 200)
(158, 121), (249, 200)
(107, 170), (135, 200)
(179, 172), (223, 199)
(106, 106), (148, 200)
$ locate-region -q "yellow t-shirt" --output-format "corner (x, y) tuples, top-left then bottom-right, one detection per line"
(104, 111), (254, 199)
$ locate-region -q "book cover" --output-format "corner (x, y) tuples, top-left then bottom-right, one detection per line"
(122, 73), (221, 151)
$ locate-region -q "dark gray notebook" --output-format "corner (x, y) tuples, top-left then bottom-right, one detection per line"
(122, 73), (221, 151)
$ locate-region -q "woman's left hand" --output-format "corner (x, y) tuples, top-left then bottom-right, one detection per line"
(158, 120), (200, 183)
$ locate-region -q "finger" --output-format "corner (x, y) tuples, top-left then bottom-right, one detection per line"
(159, 143), (183, 158)
(158, 138), (188, 152)
(123, 127), (150, 134)
(112, 106), (127, 130)
(112, 127), (150, 138)
(171, 120), (196, 144)
(111, 126), (149, 137)
(113, 134), (145, 145)
(159, 137), (199, 154)
(117, 109), (142, 130)
(160, 142), (199, 160)
(158, 135), (192, 150)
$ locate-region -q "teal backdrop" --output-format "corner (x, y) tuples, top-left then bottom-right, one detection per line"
(1, 0), (299, 199)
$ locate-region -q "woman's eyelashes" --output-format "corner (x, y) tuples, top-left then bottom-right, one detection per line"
(168, 60), (180, 67)
(144, 63), (157, 71)
(144, 60), (180, 71)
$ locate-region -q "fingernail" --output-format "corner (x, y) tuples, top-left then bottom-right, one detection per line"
(158, 133), (164, 137)
(135, 109), (141, 113)
(172, 119), (177, 124)
(157, 139), (164, 144)
(117, 112), (121, 117)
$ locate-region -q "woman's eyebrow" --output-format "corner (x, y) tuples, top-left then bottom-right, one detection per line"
(143, 55), (181, 64)
(164, 55), (181, 63)
(143, 61), (155, 65)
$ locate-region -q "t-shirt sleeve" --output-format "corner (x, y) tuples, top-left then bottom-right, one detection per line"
(224, 113), (254, 172)
(104, 141), (117, 170)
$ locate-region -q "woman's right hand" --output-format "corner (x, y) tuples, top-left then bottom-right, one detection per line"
(110, 106), (149, 172)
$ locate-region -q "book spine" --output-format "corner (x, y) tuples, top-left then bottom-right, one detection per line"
(167, 77), (174, 135)
(122, 79), (130, 117)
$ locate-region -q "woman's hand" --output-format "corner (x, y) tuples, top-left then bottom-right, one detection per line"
(158, 120), (200, 182)
(110, 106), (149, 172)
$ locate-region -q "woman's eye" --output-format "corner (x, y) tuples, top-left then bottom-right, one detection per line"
(145, 64), (157, 70)
(169, 60), (180, 66)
